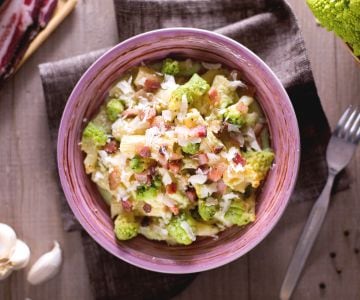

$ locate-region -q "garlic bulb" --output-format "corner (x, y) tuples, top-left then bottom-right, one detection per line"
(27, 241), (62, 285)
(0, 224), (16, 259)
(0, 223), (31, 281)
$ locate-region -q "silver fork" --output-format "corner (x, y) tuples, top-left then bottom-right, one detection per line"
(280, 106), (360, 300)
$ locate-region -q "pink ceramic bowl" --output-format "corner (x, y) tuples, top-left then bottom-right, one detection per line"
(58, 28), (300, 274)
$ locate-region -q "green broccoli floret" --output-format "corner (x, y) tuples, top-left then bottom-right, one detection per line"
(166, 214), (195, 245)
(198, 199), (217, 221)
(114, 214), (139, 240)
(82, 122), (108, 147)
(211, 75), (238, 109)
(307, 0), (360, 56)
(244, 150), (275, 181)
(161, 58), (180, 75)
(168, 74), (210, 111)
(135, 184), (158, 202)
(181, 143), (200, 155)
(130, 155), (148, 173)
(106, 99), (124, 122)
(224, 199), (255, 226)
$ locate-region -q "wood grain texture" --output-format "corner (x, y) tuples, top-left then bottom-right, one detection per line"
(0, 0), (359, 299)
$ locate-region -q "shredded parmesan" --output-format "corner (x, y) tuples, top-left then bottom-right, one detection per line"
(189, 174), (208, 185)
(180, 221), (196, 241)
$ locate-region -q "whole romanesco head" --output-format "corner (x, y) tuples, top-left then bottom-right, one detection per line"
(81, 122), (108, 147)
(307, 0), (360, 56)
(114, 214), (139, 240)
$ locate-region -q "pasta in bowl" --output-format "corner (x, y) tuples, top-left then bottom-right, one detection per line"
(58, 28), (300, 273)
(81, 58), (274, 245)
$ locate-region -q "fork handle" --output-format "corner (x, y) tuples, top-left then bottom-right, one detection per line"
(279, 174), (335, 300)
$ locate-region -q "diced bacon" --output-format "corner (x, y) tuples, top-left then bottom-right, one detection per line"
(208, 163), (227, 182)
(108, 168), (121, 190)
(167, 160), (181, 173)
(254, 122), (264, 136)
(134, 172), (151, 185)
(169, 206), (179, 215)
(190, 125), (207, 138)
(137, 145), (151, 158)
(197, 153), (208, 165)
(236, 102), (248, 113)
(233, 153), (246, 166)
(208, 87), (219, 104)
(158, 155), (168, 168)
(169, 152), (183, 160)
(166, 183), (177, 194)
(185, 187), (197, 202)
(139, 107), (156, 121)
(216, 179), (227, 195)
(103, 140), (118, 154)
(143, 203), (152, 213)
(122, 108), (139, 118)
(213, 145), (224, 154)
(144, 76), (161, 92)
(198, 165), (210, 174)
(121, 200), (133, 212)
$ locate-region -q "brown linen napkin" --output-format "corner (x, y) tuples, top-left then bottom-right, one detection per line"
(39, 0), (349, 299)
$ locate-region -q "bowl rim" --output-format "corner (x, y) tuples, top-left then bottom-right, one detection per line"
(57, 27), (300, 274)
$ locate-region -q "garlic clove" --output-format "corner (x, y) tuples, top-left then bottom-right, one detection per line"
(27, 241), (62, 285)
(0, 265), (13, 280)
(0, 223), (17, 260)
(10, 239), (30, 270)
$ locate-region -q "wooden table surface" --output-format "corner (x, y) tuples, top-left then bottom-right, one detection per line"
(0, 1), (359, 299)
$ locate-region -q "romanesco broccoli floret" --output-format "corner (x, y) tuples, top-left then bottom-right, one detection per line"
(161, 58), (202, 76)
(161, 58), (180, 75)
(135, 184), (159, 202)
(166, 214), (195, 245)
(224, 104), (247, 127)
(181, 142), (200, 155)
(244, 150), (275, 181)
(114, 214), (139, 240)
(130, 155), (148, 173)
(198, 199), (217, 221)
(106, 99), (124, 122)
(168, 74), (210, 111)
(224, 199), (255, 226)
(307, 0), (360, 56)
(223, 104), (259, 127)
(211, 75), (238, 108)
(82, 122), (108, 147)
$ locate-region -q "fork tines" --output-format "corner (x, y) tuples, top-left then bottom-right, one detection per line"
(334, 106), (360, 143)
